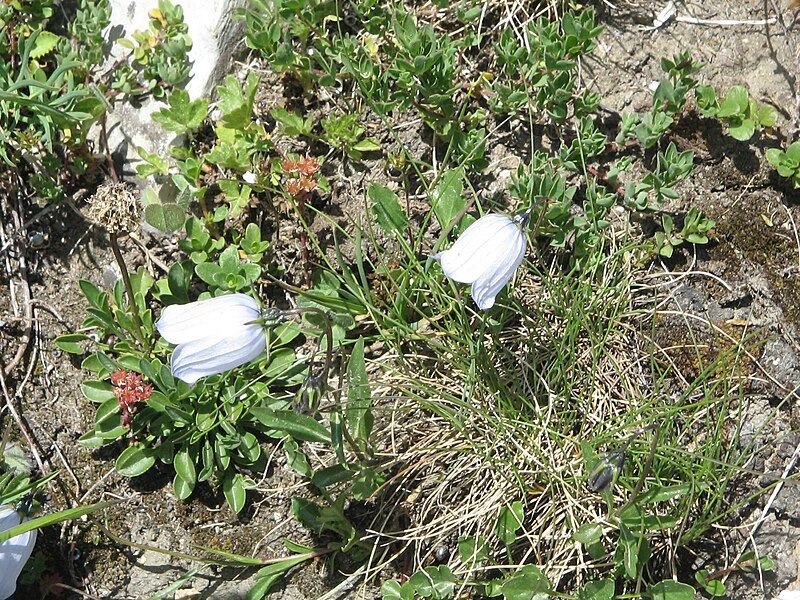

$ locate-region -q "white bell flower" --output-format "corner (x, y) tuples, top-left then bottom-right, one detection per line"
(0, 507), (37, 600)
(156, 293), (267, 384)
(433, 212), (528, 310)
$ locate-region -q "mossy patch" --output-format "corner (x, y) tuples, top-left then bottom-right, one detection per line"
(710, 194), (800, 327)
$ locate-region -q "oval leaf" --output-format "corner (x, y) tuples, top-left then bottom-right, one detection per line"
(116, 445), (156, 477)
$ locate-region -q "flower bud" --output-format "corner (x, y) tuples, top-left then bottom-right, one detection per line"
(0, 507), (37, 600)
(156, 294), (267, 384)
(432, 212), (528, 310)
(587, 450), (625, 493)
(293, 374), (325, 414)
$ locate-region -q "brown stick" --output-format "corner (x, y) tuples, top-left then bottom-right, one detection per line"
(3, 193), (33, 376)
(100, 114), (119, 184)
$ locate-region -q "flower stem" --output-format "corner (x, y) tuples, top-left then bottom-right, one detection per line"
(282, 306), (368, 463)
(109, 233), (148, 351)
(615, 423), (661, 516)
(281, 306), (333, 384)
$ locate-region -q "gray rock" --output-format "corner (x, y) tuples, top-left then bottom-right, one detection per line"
(761, 339), (800, 395)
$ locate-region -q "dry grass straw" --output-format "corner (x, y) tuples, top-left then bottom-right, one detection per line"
(306, 236), (782, 593)
(334, 246), (658, 587)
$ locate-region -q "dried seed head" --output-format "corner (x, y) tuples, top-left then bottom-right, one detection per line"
(86, 183), (140, 234)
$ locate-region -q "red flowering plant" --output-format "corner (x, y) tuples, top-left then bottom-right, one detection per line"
(109, 370), (153, 427)
(279, 156), (325, 285)
(281, 156), (320, 201)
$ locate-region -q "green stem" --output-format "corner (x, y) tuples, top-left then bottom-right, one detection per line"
(616, 424), (661, 517)
(281, 307), (333, 384)
(282, 306), (368, 463)
(109, 233), (148, 351)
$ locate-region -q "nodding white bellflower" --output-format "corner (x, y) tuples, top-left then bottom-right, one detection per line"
(156, 293), (266, 384)
(0, 507), (37, 600)
(433, 212), (528, 310)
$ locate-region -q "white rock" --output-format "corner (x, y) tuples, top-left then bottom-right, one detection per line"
(653, 1), (677, 28)
(107, 0), (244, 100)
(98, 0), (244, 182)
(777, 591), (800, 600)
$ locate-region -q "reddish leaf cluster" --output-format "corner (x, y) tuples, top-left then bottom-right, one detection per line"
(282, 156), (319, 198)
(110, 370), (152, 427)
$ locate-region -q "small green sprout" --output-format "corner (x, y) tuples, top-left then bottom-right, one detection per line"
(697, 85), (778, 141)
(766, 141), (800, 188)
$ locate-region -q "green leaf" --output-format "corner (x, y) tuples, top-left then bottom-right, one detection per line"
(758, 555), (775, 571)
(271, 108), (313, 136)
(703, 580), (725, 597)
(0, 501), (112, 543)
(638, 483), (691, 505)
(786, 141), (800, 163)
(223, 472), (247, 513)
(346, 338), (373, 449)
(144, 202), (186, 232)
(250, 408), (329, 444)
(496, 501), (524, 545)
(55, 333), (88, 354)
(311, 465), (355, 489)
(369, 183), (408, 234)
(431, 168), (466, 230)
(116, 445), (156, 477)
(352, 468), (385, 500)
(695, 570), (725, 597)
(247, 552), (312, 598)
(618, 522), (639, 580)
(165, 261), (191, 304)
(79, 280), (104, 307)
(246, 573), (283, 600)
(352, 138), (381, 152)
(30, 31), (61, 59)
(136, 147), (170, 177)
(153, 89), (208, 134)
(728, 119), (755, 141)
(577, 579), (614, 600)
(500, 565), (550, 600)
(695, 85), (718, 116)
(718, 86), (749, 117)
(81, 380), (117, 403)
(648, 580), (695, 600)
(174, 447), (197, 486)
(219, 179), (252, 216)
(573, 523), (603, 545)
(756, 104), (778, 128)
(408, 566), (456, 600)
(457, 536), (489, 565)
(172, 471), (195, 500)
(284, 438), (312, 478)
(291, 497), (323, 532)
(381, 580), (415, 600)
(766, 148), (783, 167)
